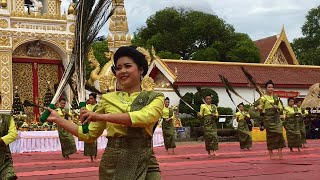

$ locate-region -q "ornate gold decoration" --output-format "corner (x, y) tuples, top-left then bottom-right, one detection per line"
(113, 0), (124, 6)
(6, 31), (72, 55)
(68, 39), (74, 50)
(108, 0), (131, 51)
(172, 105), (183, 127)
(69, 24), (75, 33)
(154, 72), (171, 88)
(15, 0), (24, 12)
(10, 21), (67, 31)
(56, 0), (62, 16)
(0, 36), (10, 46)
(87, 48), (113, 85)
(10, 11), (67, 20)
(12, 63), (34, 119)
(264, 26), (299, 65)
(270, 49), (288, 65)
(68, 3), (76, 15)
(48, 0), (57, 15)
(136, 47), (151, 65)
(37, 64), (59, 107)
(0, 52), (12, 110)
(1, 0), (7, 8)
(8, 31), (71, 54)
(99, 73), (117, 93)
(0, 19), (8, 28)
(13, 42), (61, 60)
(141, 76), (155, 91)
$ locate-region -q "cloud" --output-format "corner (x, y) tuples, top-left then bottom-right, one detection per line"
(61, 0), (320, 41)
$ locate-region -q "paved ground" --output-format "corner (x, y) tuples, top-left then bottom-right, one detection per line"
(12, 140), (320, 180)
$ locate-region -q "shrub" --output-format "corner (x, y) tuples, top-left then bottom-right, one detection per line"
(194, 88), (219, 106)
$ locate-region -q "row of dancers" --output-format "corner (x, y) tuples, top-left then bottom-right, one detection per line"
(1, 46), (317, 180)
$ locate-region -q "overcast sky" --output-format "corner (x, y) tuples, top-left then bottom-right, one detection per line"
(62, 0), (319, 42)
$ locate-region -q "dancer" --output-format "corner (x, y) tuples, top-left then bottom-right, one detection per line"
(258, 80), (286, 159)
(161, 97), (176, 154)
(84, 93), (98, 162)
(283, 98), (302, 152)
(56, 98), (77, 159)
(0, 93), (18, 179)
(199, 95), (219, 157)
(235, 103), (252, 150)
(295, 99), (308, 148)
(47, 46), (164, 179)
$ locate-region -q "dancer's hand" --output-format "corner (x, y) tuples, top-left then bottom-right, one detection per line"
(80, 108), (100, 124)
(47, 108), (63, 124)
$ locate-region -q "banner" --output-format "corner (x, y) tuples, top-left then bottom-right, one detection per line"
(273, 90), (300, 98)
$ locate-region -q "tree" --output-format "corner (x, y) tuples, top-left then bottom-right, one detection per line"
(178, 88), (219, 115)
(292, 5), (320, 65)
(132, 8), (260, 63)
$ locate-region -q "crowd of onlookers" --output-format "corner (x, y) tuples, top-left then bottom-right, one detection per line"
(306, 116), (320, 139)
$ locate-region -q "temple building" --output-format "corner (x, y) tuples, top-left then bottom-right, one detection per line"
(0, 0), (75, 120)
(1, 0), (319, 121)
(145, 27), (320, 108)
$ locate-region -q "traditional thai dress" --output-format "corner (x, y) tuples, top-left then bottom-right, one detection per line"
(283, 106), (302, 148)
(259, 95), (286, 150)
(84, 104), (98, 157)
(78, 91), (164, 180)
(161, 107), (176, 150)
(0, 115), (18, 179)
(235, 111), (252, 149)
(56, 108), (77, 157)
(297, 107), (308, 145)
(200, 104), (219, 152)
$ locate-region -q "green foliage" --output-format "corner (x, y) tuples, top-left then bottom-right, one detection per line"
(178, 88), (219, 115)
(192, 47), (219, 61)
(86, 38), (110, 79)
(194, 88), (219, 105)
(292, 5), (320, 65)
(178, 92), (197, 114)
(157, 51), (181, 59)
(217, 107), (233, 129)
(132, 7), (260, 62)
(243, 104), (251, 111)
(226, 33), (260, 63)
(181, 118), (201, 127)
(180, 92), (194, 104)
(217, 107), (233, 115)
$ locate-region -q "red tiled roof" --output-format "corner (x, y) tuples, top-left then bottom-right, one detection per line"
(254, 35), (277, 63)
(163, 60), (320, 88)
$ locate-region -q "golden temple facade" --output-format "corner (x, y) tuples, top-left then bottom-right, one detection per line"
(0, 0), (75, 119)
